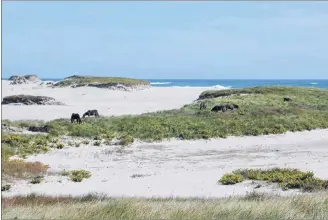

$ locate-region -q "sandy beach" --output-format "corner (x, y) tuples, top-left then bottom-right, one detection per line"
(2, 80), (328, 198)
(1, 80), (209, 121)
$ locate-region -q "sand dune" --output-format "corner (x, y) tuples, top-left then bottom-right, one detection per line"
(2, 80), (328, 198)
(1, 80), (209, 121)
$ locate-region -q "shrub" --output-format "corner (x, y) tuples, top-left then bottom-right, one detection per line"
(82, 140), (90, 145)
(2, 160), (48, 180)
(60, 170), (70, 176)
(30, 176), (43, 184)
(102, 132), (116, 140)
(117, 134), (134, 146)
(93, 141), (101, 146)
(75, 142), (81, 147)
(219, 173), (244, 185)
(56, 143), (64, 149)
(41, 146), (49, 152)
(69, 170), (92, 182)
(1, 184), (11, 191)
(231, 168), (327, 191)
(93, 136), (102, 141)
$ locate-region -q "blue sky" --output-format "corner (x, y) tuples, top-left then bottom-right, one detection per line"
(2, 1), (328, 79)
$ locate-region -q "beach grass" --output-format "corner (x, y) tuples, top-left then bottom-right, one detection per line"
(2, 193), (328, 219)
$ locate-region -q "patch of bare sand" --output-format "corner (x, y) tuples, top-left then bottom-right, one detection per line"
(2, 129), (328, 198)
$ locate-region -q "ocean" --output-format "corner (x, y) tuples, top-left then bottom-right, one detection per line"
(147, 79), (328, 89)
(4, 78), (328, 89)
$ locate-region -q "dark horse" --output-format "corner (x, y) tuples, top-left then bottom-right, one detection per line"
(211, 105), (227, 112)
(71, 113), (82, 124)
(200, 102), (207, 110)
(82, 110), (99, 118)
(284, 97), (292, 102)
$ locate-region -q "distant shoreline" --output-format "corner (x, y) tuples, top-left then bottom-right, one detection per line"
(2, 78), (328, 89)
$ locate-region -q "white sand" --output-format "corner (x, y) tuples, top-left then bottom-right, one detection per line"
(3, 129), (328, 198)
(2, 80), (328, 198)
(1, 80), (209, 121)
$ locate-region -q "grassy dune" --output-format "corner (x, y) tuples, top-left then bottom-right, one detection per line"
(55, 75), (150, 87)
(4, 86), (327, 141)
(2, 193), (328, 219)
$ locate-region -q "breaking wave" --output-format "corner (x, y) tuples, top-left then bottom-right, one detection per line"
(150, 82), (172, 85)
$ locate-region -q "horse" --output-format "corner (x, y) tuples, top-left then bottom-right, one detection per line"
(284, 97), (292, 102)
(211, 105), (227, 112)
(82, 110), (99, 118)
(71, 113), (82, 124)
(200, 102), (207, 110)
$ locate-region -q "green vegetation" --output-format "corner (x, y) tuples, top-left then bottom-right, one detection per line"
(5, 86), (326, 141)
(1, 184), (11, 191)
(1, 133), (52, 182)
(219, 173), (244, 185)
(59, 169), (91, 182)
(59, 170), (92, 182)
(220, 168), (328, 192)
(2, 133), (54, 159)
(116, 134), (134, 146)
(56, 143), (64, 149)
(60, 170), (70, 176)
(93, 141), (102, 146)
(55, 75), (150, 87)
(30, 176), (43, 184)
(3, 193), (328, 219)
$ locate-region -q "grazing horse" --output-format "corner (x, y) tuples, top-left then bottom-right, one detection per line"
(200, 102), (207, 110)
(226, 103), (239, 110)
(284, 97), (292, 102)
(71, 113), (82, 124)
(211, 105), (227, 112)
(82, 110), (99, 118)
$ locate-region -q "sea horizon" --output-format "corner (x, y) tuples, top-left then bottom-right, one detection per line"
(2, 78), (328, 89)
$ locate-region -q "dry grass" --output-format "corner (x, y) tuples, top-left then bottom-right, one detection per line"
(2, 193), (328, 219)
(2, 159), (48, 181)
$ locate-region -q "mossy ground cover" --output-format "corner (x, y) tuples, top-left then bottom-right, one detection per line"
(4, 86), (327, 141)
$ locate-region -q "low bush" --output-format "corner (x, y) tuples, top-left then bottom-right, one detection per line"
(117, 134), (134, 146)
(30, 176), (43, 184)
(219, 173), (244, 185)
(1, 184), (11, 191)
(2, 160), (48, 180)
(56, 143), (64, 149)
(69, 170), (92, 182)
(93, 141), (102, 146)
(231, 168), (327, 192)
(60, 170), (70, 176)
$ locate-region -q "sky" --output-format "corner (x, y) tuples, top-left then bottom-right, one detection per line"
(2, 1), (328, 79)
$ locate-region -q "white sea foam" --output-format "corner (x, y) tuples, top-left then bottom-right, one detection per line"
(170, 84), (230, 89)
(310, 82), (319, 85)
(150, 82), (172, 85)
(211, 84), (231, 89)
